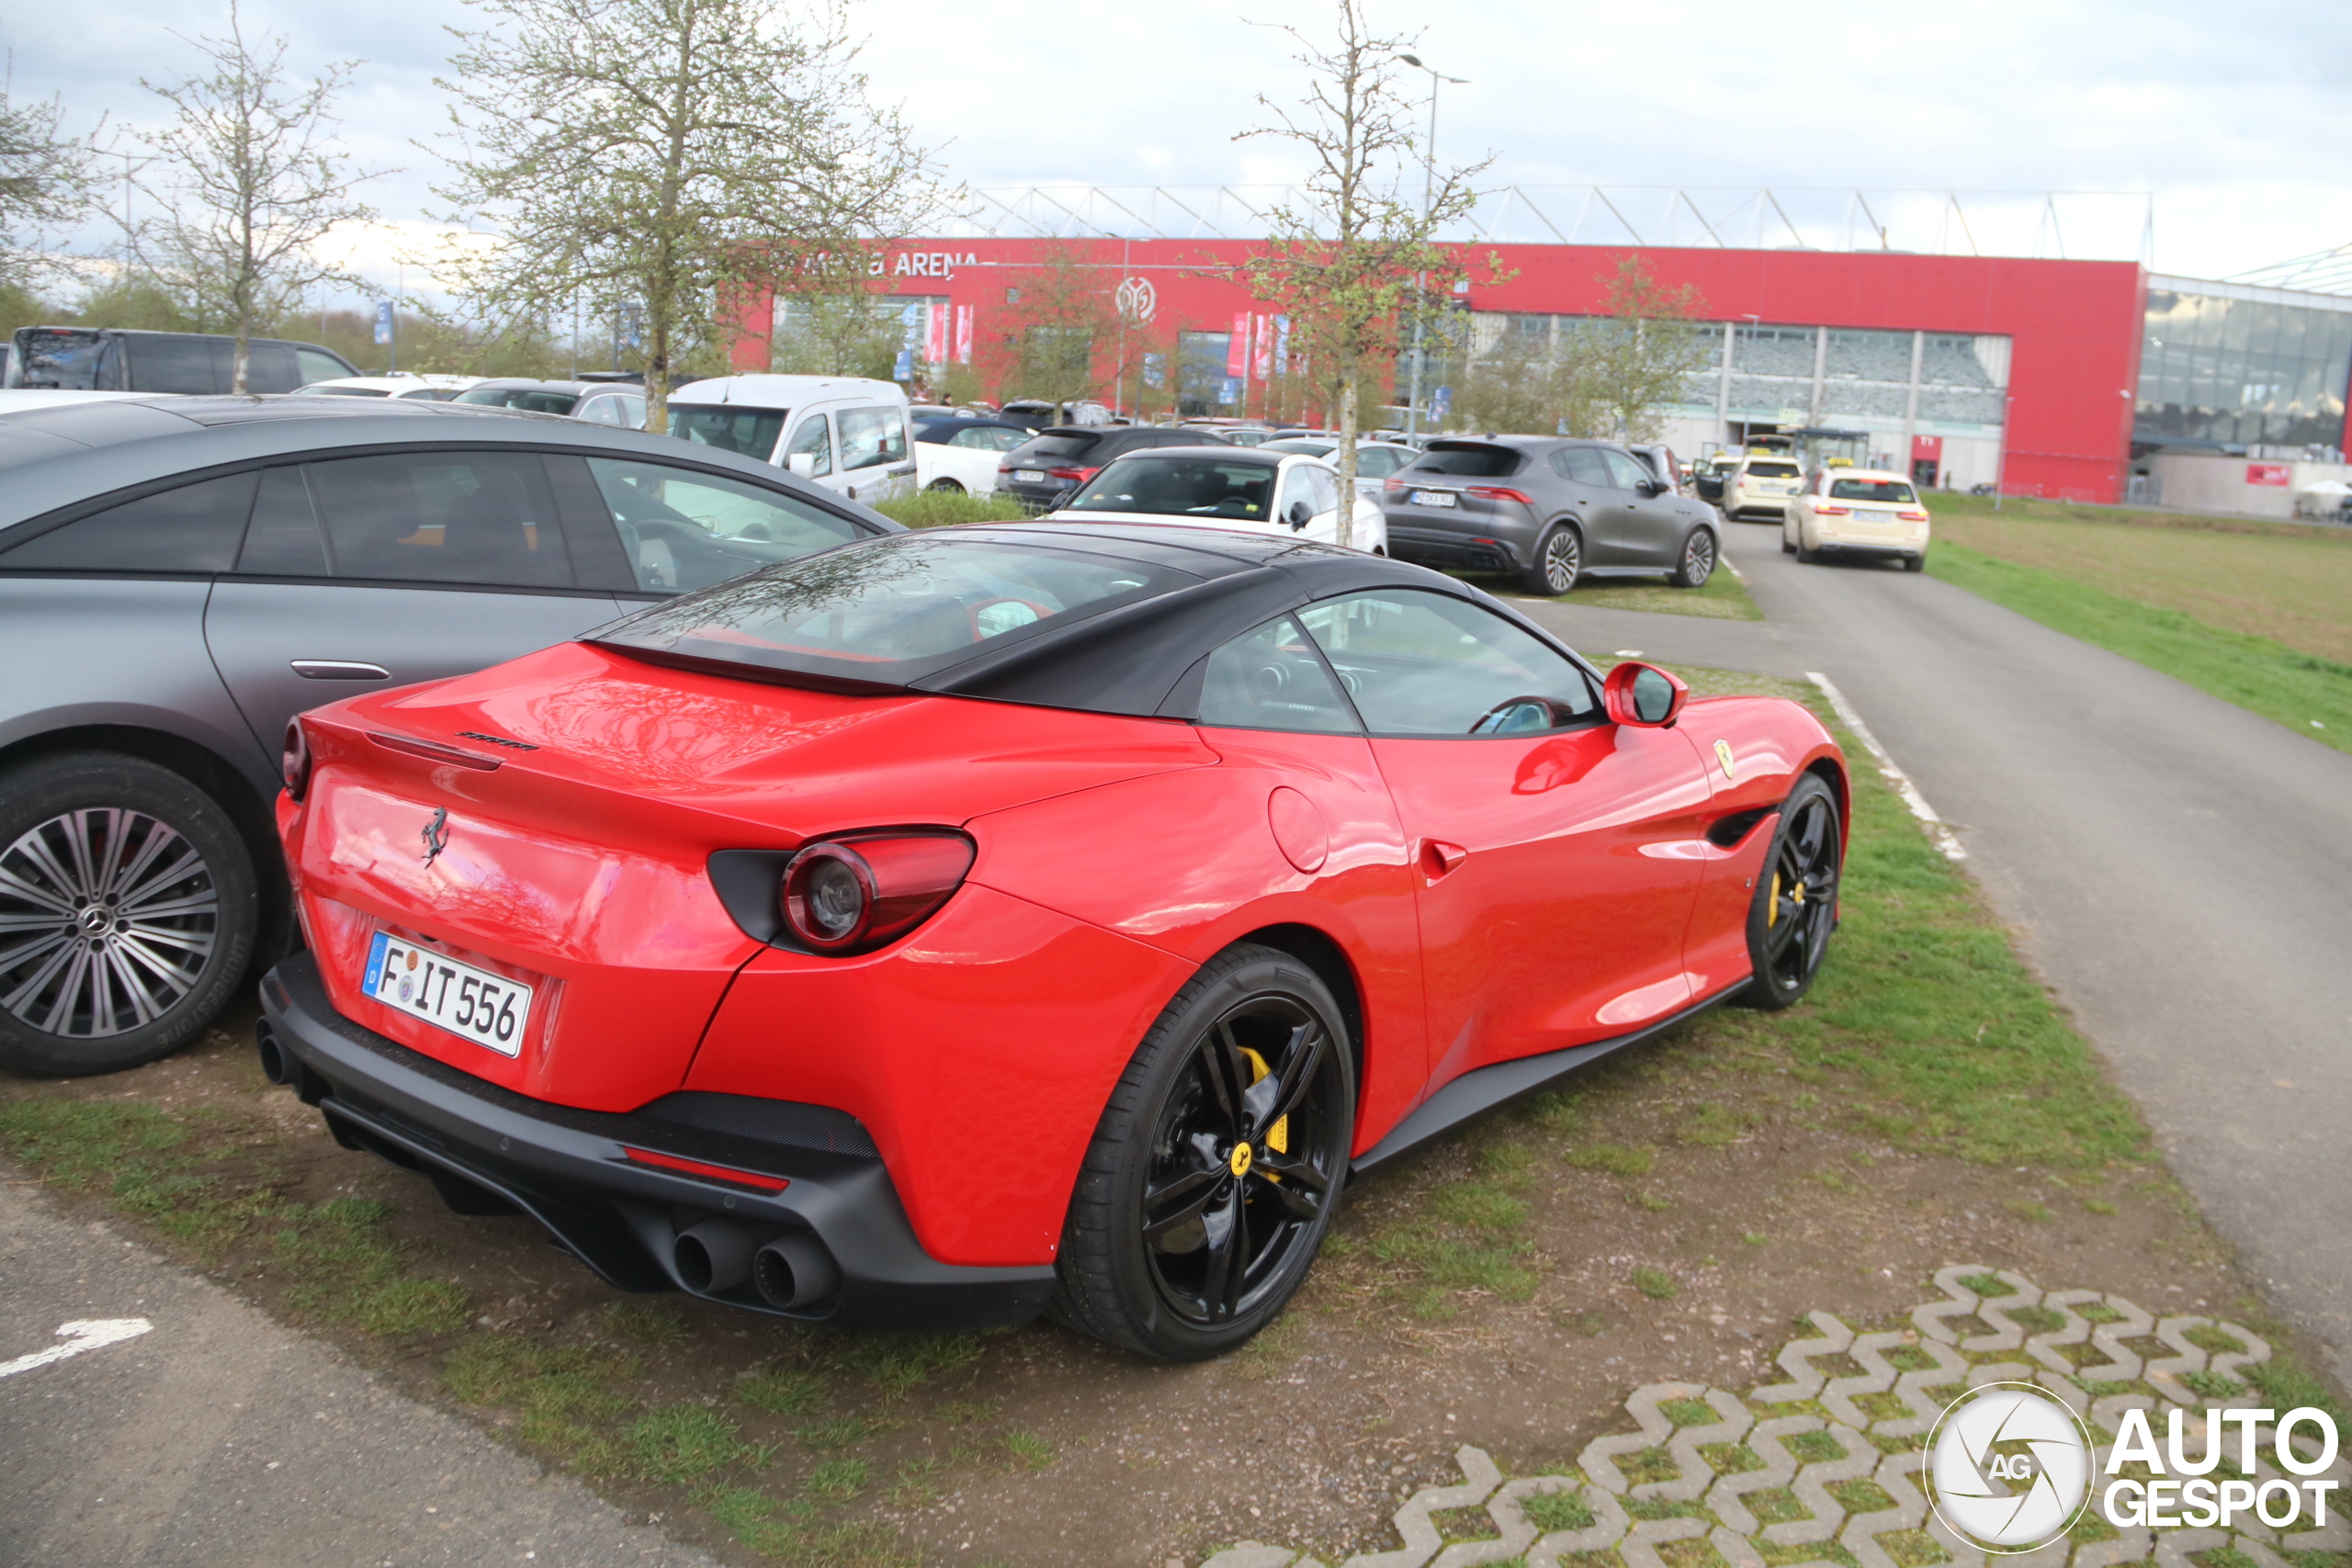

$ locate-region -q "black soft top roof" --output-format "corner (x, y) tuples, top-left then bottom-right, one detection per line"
(588, 521), (1598, 719)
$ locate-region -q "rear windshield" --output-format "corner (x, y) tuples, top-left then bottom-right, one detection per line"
(1743, 461), (1800, 479)
(1012, 434), (1103, 462)
(297, 384), (389, 397)
(1828, 478), (1918, 503)
(590, 533), (1195, 687)
(12, 328), (103, 389)
(1412, 444), (1522, 478)
(672, 404), (786, 460)
(1069, 455), (1280, 520)
(455, 387), (582, 415)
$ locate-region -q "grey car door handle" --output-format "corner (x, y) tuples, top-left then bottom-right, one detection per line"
(290, 660), (391, 681)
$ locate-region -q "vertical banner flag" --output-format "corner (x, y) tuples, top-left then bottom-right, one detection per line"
(925, 303), (949, 367)
(954, 305), (974, 365)
(372, 300), (394, 346)
(1219, 376), (1241, 406)
(1273, 316), (1291, 376)
(1253, 315), (1274, 380)
(1227, 313), (1251, 378)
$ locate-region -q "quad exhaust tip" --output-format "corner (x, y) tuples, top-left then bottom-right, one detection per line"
(752, 1233), (842, 1310)
(254, 1022), (290, 1086)
(673, 1219), (756, 1294)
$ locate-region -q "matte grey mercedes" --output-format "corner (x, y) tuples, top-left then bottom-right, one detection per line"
(1379, 436), (1721, 597)
(0, 395), (901, 1076)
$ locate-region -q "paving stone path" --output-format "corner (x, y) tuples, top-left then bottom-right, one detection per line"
(1198, 1266), (2350, 1568)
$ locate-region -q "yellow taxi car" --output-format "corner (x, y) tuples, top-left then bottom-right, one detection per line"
(1782, 467), (1930, 570)
(1720, 453), (1805, 521)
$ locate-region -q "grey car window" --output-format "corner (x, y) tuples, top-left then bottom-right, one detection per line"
(585, 457), (863, 593)
(1298, 591), (1596, 735)
(836, 406), (905, 471)
(1600, 449), (1653, 490)
(1197, 615), (1361, 734)
(786, 413), (832, 478)
(1556, 446), (1611, 486)
(235, 465), (328, 575)
(1306, 467), (1340, 516)
(0, 471), (257, 572)
(307, 451), (573, 588)
(296, 347), (350, 385)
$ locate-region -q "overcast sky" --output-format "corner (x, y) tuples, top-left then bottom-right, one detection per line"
(8, 0), (2348, 301)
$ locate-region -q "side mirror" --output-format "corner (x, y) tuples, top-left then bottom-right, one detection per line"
(786, 452), (816, 478)
(1047, 484), (1077, 512)
(1604, 661), (1689, 728)
(1287, 500), (1314, 529)
(1635, 477), (1664, 499)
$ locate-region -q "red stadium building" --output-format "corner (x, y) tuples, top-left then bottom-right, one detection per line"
(730, 229), (2352, 507)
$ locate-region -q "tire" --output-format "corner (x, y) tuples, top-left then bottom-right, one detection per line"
(1904, 553), (1926, 573)
(0, 751), (258, 1076)
(1050, 942), (1356, 1360)
(925, 478), (965, 493)
(1520, 525), (1581, 597)
(1733, 773), (1841, 1012)
(1794, 537), (1816, 564)
(1668, 526), (1717, 589)
(1781, 535), (1796, 556)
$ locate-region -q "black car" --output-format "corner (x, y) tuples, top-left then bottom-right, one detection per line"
(997, 424), (1229, 512)
(0, 395), (901, 1077)
(1381, 436), (1721, 596)
(9, 327), (358, 394)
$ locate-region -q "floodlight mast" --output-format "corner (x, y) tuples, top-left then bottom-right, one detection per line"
(1398, 55), (1468, 440)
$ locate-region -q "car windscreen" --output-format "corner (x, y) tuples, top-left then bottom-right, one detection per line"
(589, 533), (1198, 689)
(671, 403), (786, 460)
(1411, 444), (1522, 478)
(1828, 478), (1918, 503)
(12, 329), (103, 389)
(454, 387), (582, 415)
(1069, 456), (1280, 521)
(1744, 461), (1800, 479)
(1010, 433), (1102, 463)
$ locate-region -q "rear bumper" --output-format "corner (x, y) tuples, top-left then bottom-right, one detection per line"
(1385, 517), (1538, 571)
(1725, 498), (1789, 520)
(257, 952), (1057, 1331)
(1808, 535), (1926, 559)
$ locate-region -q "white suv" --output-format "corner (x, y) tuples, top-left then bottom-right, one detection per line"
(668, 375), (918, 506)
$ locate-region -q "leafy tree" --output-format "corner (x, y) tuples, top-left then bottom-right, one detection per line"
(1579, 255), (1713, 442)
(771, 250), (907, 378)
(1450, 315), (1587, 437)
(124, 5), (384, 391)
(431, 0), (940, 433)
(0, 81), (96, 292)
(1237, 0), (1493, 543)
(981, 241), (1116, 412)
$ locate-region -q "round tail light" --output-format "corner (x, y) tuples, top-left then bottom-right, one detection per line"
(779, 833), (976, 954)
(281, 719), (313, 800)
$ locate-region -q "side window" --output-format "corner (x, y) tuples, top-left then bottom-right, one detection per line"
(306, 451), (572, 588)
(234, 465), (328, 574)
(574, 395), (624, 426)
(1197, 615), (1361, 735)
(620, 396), (647, 429)
(295, 347), (349, 385)
(1306, 467), (1340, 516)
(836, 405), (906, 471)
(1557, 446), (1611, 486)
(1356, 447), (1400, 478)
(583, 457), (864, 593)
(786, 414), (832, 478)
(0, 471), (257, 572)
(244, 342), (300, 392)
(1600, 449), (1653, 490)
(1296, 591), (1598, 736)
(1275, 465), (1320, 525)
(128, 335), (220, 394)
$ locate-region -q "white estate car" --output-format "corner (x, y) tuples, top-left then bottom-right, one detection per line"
(1783, 468), (1931, 570)
(1046, 446), (1386, 553)
(912, 417), (1034, 496)
(1721, 454), (1805, 521)
(667, 374), (917, 506)
(1261, 437), (1420, 499)
(292, 373), (484, 401)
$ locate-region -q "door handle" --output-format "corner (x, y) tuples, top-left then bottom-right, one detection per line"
(290, 660), (391, 681)
(1419, 840), (1468, 881)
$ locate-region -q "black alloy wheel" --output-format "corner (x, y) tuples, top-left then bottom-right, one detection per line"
(1051, 944), (1355, 1359)
(0, 751), (257, 1076)
(1736, 773), (1842, 1011)
(1521, 525), (1581, 597)
(1669, 527), (1717, 589)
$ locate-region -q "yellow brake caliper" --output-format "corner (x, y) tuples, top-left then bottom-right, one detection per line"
(1768, 872), (1781, 929)
(1238, 1047), (1289, 1168)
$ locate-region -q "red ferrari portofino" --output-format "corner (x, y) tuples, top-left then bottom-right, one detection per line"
(259, 524), (1846, 1359)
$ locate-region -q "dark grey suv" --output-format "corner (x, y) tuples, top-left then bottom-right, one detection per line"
(1380, 436), (1720, 596)
(0, 395), (900, 1076)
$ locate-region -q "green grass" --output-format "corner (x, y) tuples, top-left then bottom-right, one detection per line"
(1633, 1267), (1680, 1301)
(1470, 552), (1765, 622)
(869, 490), (1031, 529)
(627, 1402), (762, 1483)
(1926, 538), (2352, 754)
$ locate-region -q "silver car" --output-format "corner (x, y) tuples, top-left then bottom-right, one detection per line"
(0, 394), (899, 1076)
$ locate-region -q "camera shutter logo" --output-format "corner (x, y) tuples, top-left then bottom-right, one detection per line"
(1927, 1382), (2094, 1552)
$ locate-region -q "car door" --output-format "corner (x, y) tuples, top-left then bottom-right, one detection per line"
(203, 451), (625, 761)
(784, 411), (834, 489)
(1596, 447), (1681, 564)
(558, 453), (873, 598)
(1270, 459), (1340, 543)
(1295, 589), (1714, 1087)
(1551, 446), (1632, 561)
(941, 424), (1023, 493)
(832, 404), (916, 504)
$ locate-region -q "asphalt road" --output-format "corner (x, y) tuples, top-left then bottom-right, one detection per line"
(1515, 525), (2352, 1388)
(0, 1179), (712, 1568)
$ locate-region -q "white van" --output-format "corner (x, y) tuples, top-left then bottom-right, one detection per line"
(666, 375), (918, 506)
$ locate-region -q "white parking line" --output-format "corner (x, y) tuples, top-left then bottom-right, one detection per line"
(0, 1318), (153, 1380)
(1806, 672), (1968, 863)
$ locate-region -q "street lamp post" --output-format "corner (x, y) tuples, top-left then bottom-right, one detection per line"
(1399, 54), (1466, 440)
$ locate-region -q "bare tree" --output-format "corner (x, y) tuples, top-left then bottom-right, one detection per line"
(1237, 0), (1493, 543)
(981, 241), (1117, 412)
(0, 75), (96, 292)
(772, 248), (906, 378)
(1451, 314), (1591, 437)
(126, 6), (383, 391)
(432, 0), (943, 434)
(1581, 256), (1713, 442)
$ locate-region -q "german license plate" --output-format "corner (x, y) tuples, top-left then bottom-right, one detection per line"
(1411, 490), (1456, 507)
(1013, 468), (1046, 483)
(362, 931), (533, 1057)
